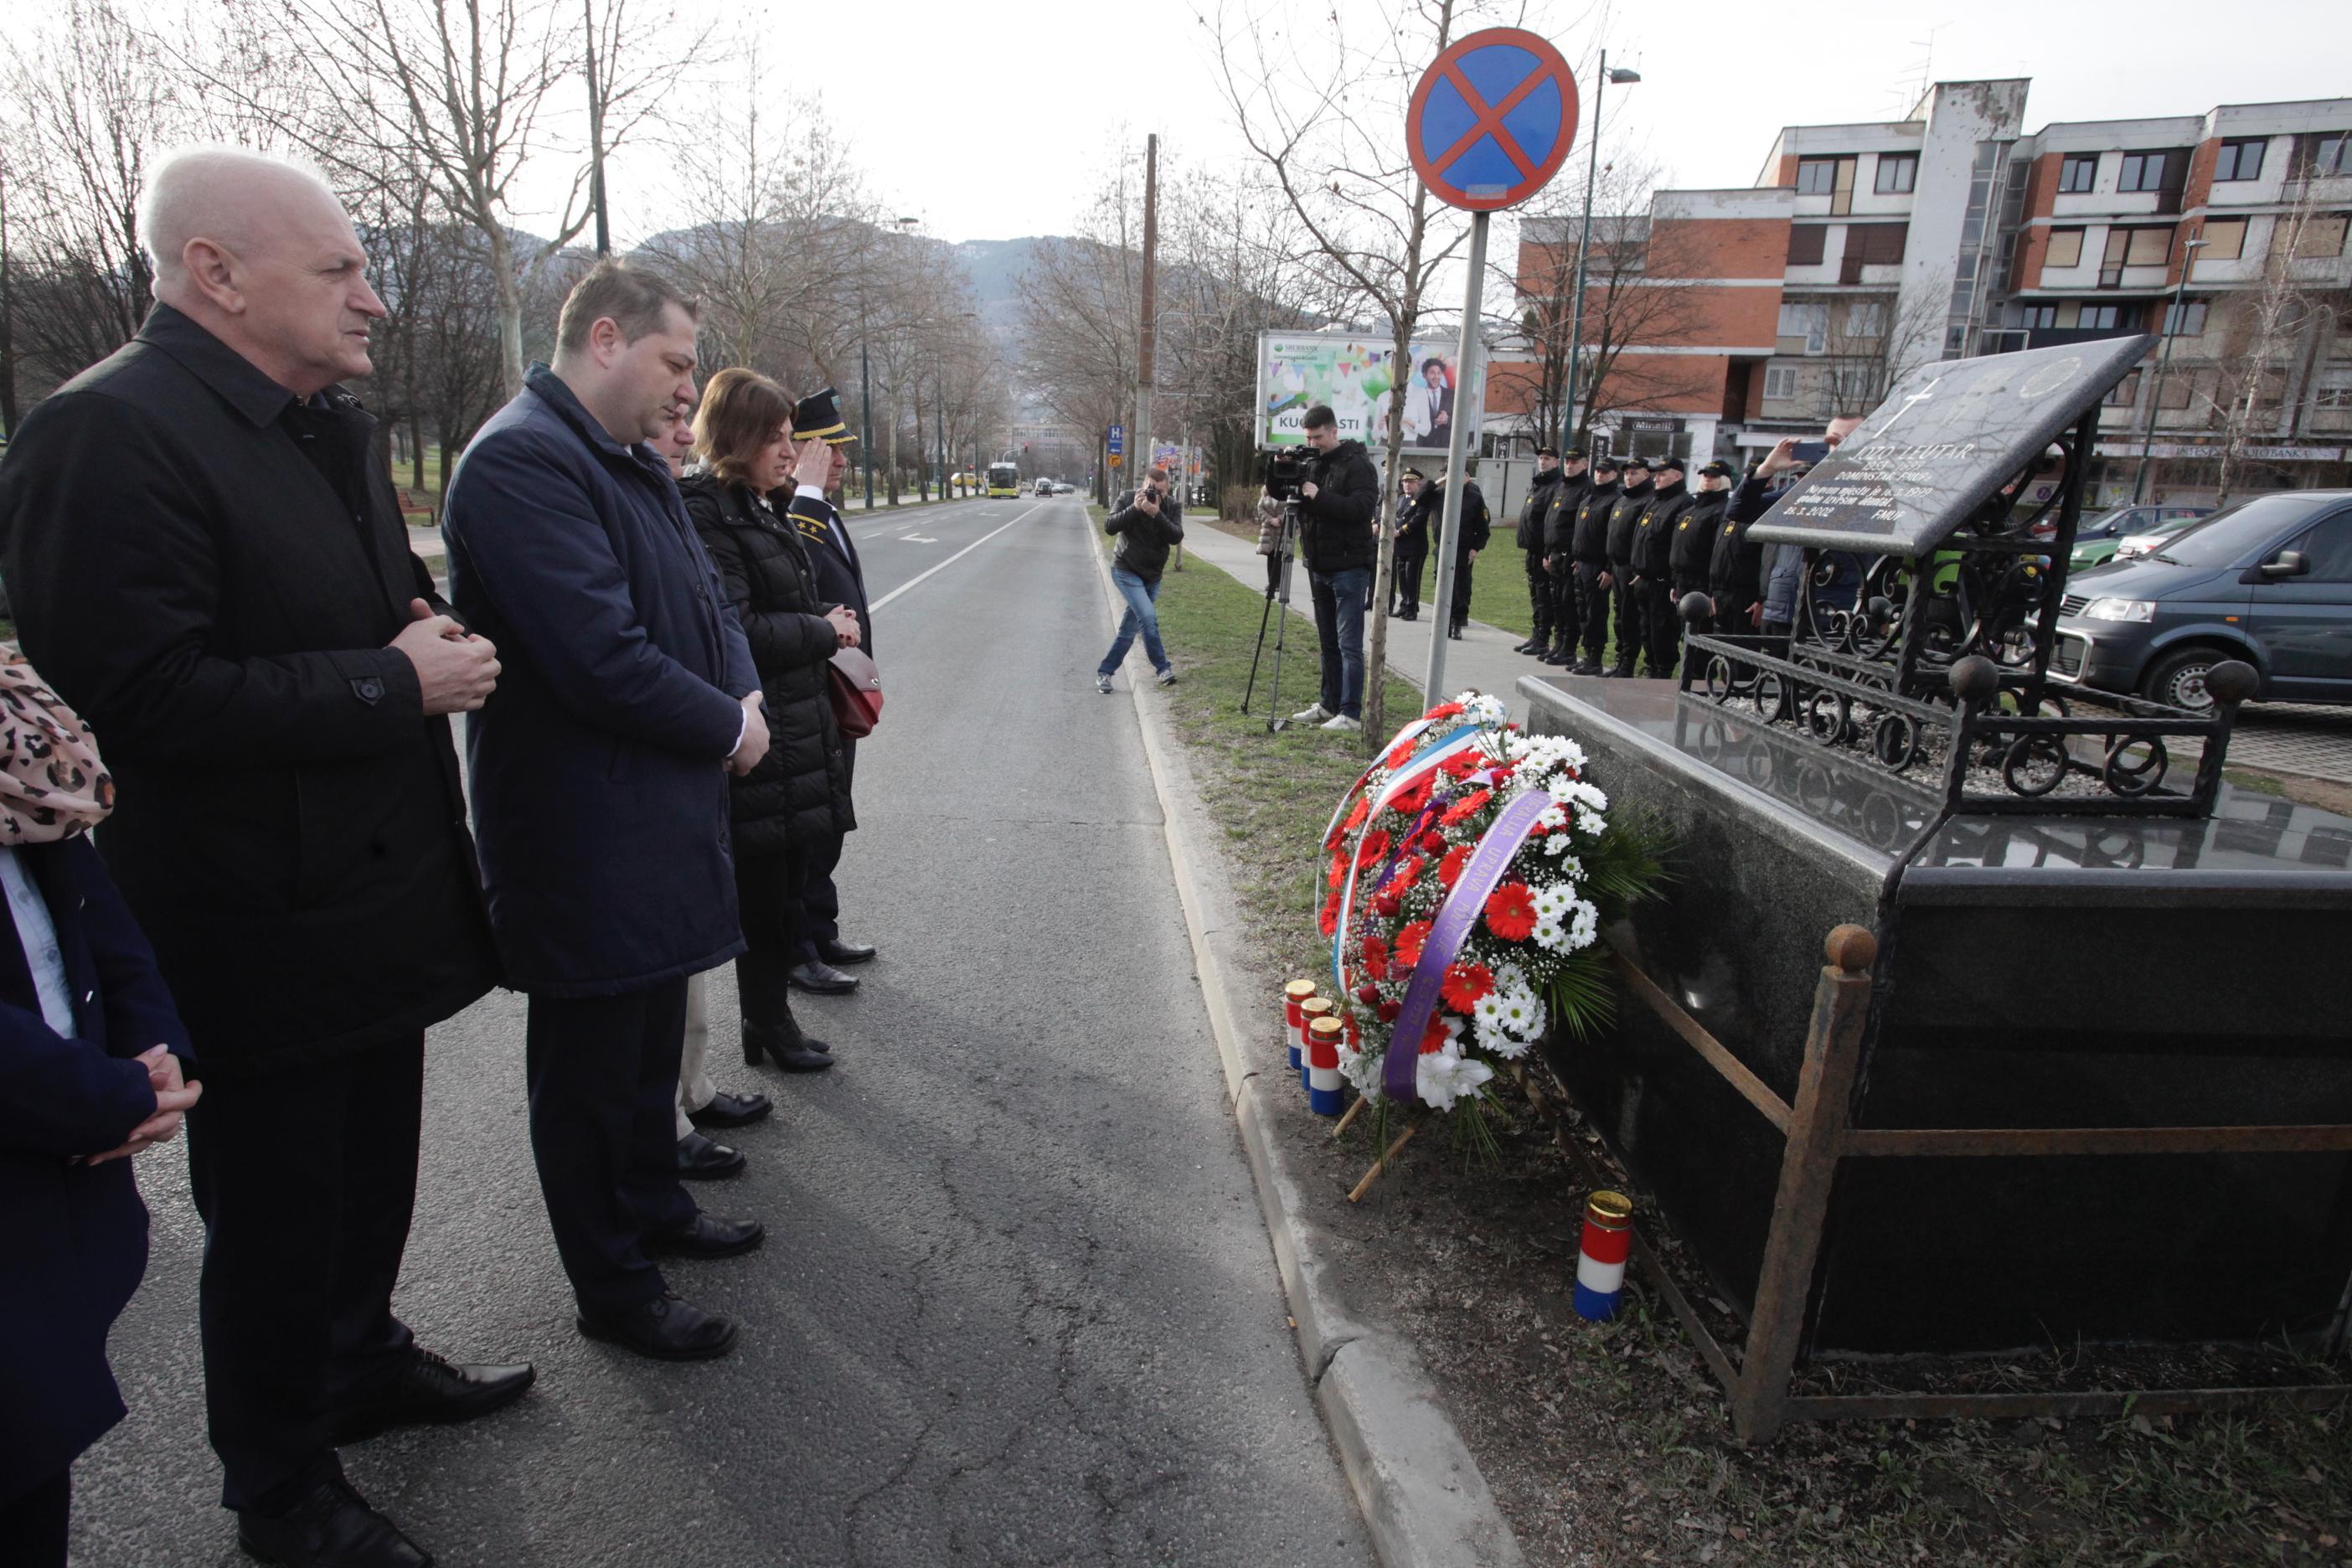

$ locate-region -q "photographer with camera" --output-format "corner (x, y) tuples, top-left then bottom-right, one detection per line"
(1282, 405), (1380, 733)
(1096, 464), (1185, 693)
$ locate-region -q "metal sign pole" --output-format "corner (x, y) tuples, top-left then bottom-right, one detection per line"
(1422, 209), (1489, 704)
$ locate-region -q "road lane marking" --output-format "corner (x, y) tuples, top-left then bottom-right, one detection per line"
(869, 500), (1055, 612)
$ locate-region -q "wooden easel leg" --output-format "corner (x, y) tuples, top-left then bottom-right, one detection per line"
(1331, 1095), (1369, 1139)
(1348, 1119), (1421, 1202)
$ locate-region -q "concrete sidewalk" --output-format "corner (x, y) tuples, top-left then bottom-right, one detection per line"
(1179, 524), (1560, 722)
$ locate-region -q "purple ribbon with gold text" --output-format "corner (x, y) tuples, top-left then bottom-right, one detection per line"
(1384, 787), (1552, 1103)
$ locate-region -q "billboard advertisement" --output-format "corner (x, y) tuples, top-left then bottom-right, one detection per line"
(1256, 332), (1485, 454)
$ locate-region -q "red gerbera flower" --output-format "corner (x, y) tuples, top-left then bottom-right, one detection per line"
(1436, 843), (1473, 890)
(1440, 750), (1483, 780)
(1318, 890), (1341, 938)
(1383, 740), (1418, 770)
(1441, 787), (1493, 826)
(1393, 920), (1433, 969)
(1343, 795), (1371, 833)
(1361, 936), (1389, 979)
(1421, 1013), (1455, 1054)
(1426, 701), (1466, 720)
(1354, 828), (1392, 869)
(1388, 854), (1424, 890)
(1440, 962), (1495, 1012)
(1483, 882), (1539, 941)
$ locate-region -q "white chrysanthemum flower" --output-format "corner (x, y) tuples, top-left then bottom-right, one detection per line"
(1575, 807), (1608, 837)
(1551, 854), (1585, 882)
(1543, 834), (1577, 859)
(1460, 694), (1507, 727)
(1472, 992), (1508, 1039)
(1533, 885), (1573, 921)
(1416, 1045), (1495, 1112)
(1569, 900), (1601, 950)
(1532, 916), (1570, 953)
(1534, 804), (1568, 833)
(1495, 960), (1529, 993)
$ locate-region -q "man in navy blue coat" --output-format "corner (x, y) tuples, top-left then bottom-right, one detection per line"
(442, 261), (769, 1363)
(779, 390), (877, 996)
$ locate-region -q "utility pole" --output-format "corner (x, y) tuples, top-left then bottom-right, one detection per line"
(860, 333), (876, 510)
(1135, 133), (1159, 482)
(584, 0), (610, 257)
(2133, 235), (2206, 506)
(1559, 53), (1641, 451)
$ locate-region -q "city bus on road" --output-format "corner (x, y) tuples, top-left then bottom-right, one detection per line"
(987, 462), (1021, 498)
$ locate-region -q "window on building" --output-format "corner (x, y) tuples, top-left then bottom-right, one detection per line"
(2104, 371), (2143, 407)
(1848, 223), (1909, 266)
(2295, 213), (2350, 258)
(2294, 133), (2349, 179)
(2045, 227), (2085, 268)
(1874, 153), (1918, 194)
(2318, 387), (2352, 410)
(1846, 300), (1887, 338)
(1777, 302), (1829, 354)
(2164, 299), (2209, 335)
(1763, 364), (1802, 400)
(1831, 366), (1877, 406)
(2058, 154), (2099, 193)
(1796, 159), (1837, 194)
(2124, 227), (2174, 267)
(2213, 138), (2267, 182)
(2079, 304), (2125, 331)
(1786, 224), (1826, 266)
(2117, 151), (2174, 193)
(2200, 218), (2247, 260)
(2020, 304), (2060, 329)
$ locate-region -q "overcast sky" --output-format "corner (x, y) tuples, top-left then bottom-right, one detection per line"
(584, 0), (2349, 250)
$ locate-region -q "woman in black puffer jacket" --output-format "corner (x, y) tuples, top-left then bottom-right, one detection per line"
(682, 369), (859, 1073)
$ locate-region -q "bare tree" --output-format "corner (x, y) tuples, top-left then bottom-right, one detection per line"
(2211, 187), (2352, 505)
(224, 0), (701, 398)
(1019, 151), (1148, 506)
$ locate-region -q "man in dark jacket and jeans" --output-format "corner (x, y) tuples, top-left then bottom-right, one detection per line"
(1096, 464), (1184, 691)
(444, 260), (769, 1367)
(1286, 405), (1381, 733)
(0, 147), (523, 1568)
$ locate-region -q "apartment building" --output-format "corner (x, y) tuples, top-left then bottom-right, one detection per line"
(1493, 81), (2352, 505)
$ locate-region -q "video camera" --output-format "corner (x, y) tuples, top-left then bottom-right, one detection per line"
(1261, 451), (1308, 503)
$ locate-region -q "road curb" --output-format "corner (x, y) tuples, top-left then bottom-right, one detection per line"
(1085, 537), (1525, 1568)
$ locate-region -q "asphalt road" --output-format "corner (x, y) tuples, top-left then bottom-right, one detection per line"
(75, 495), (1373, 1566)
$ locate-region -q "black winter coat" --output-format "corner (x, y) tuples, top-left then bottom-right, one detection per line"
(1674, 489), (1727, 582)
(443, 366), (759, 997)
(0, 306), (496, 1078)
(1570, 481), (1620, 563)
(1541, 473), (1591, 560)
(0, 837), (188, 1506)
(1709, 503), (1764, 607)
(1606, 481), (1654, 564)
(790, 489), (873, 658)
(1425, 478), (1492, 563)
(1515, 469), (1565, 549)
(682, 476), (855, 859)
(1106, 487), (1185, 582)
(1632, 480), (1691, 578)
(1297, 439), (1381, 573)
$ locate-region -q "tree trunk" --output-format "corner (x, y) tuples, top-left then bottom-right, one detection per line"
(886, 401), (900, 506)
(410, 415), (426, 495)
(490, 226), (525, 400)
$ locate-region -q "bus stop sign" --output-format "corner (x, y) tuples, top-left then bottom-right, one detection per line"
(1107, 424), (1125, 455)
(1407, 28), (1578, 213)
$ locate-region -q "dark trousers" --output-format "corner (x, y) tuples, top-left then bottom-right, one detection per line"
(736, 847), (814, 1027)
(1635, 577), (1679, 674)
(1393, 544), (1426, 614)
(0, 1468), (70, 1567)
(1572, 563), (1611, 663)
(1449, 555), (1475, 632)
(1523, 558), (1552, 645)
(1546, 566), (1580, 652)
(524, 982), (697, 1314)
(789, 740), (854, 962)
(187, 1034), (423, 1510)
(1712, 595), (1758, 637)
(1608, 565), (1638, 669)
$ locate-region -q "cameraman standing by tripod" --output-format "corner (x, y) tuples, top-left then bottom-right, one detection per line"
(1095, 465), (1184, 693)
(1283, 405), (1381, 734)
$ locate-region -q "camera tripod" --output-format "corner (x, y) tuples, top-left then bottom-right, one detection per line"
(1240, 499), (1302, 732)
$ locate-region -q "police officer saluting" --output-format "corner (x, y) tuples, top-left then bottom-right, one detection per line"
(1513, 446), (1566, 656)
(1565, 455), (1622, 674)
(1628, 456), (1691, 679)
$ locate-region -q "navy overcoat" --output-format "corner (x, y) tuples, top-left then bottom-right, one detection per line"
(0, 836), (189, 1504)
(442, 367), (759, 996)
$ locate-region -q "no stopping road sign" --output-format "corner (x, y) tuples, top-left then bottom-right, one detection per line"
(1407, 28), (1579, 213)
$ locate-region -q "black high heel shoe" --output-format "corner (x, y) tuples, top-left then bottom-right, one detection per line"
(742, 1014), (833, 1072)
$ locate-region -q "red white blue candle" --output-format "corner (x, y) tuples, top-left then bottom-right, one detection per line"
(1307, 1017), (1347, 1116)
(1573, 1191), (1634, 1321)
(1296, 996), (1333, 1081)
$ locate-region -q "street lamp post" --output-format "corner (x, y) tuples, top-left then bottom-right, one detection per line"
(2133, 235), (2206, 507)
(1558, 54), (1642, 455)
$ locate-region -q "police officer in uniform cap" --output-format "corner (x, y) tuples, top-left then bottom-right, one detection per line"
(778, 387), (879, 994)
(1627, 455), (1691, 678)
(1601, 456), (1653, 676)
(1512, 446), (1565, 655)
(1390, 468), (1429, 619)
(1538, 447), (1590, 663)
(1565, 455), (1621, 673)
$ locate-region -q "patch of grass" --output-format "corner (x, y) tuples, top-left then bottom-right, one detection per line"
(2227, 767), (2289, 797)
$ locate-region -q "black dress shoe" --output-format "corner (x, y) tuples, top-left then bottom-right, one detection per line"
(787, 958), (859, 995)
(688, 1088), (773, 1128)
(818, 937), (877, 966)
(237, 1476), (431, 1568)
(1447, 627), (1465, 641)
(1512, 638), (1540, 653)
(645, 1212), (765, 1259)
(577, 1292), (739, 1362)
(328, 1349), (535, 1446)
(676, 1131), (745, 1180)
(742, 1019), (833, 1072)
